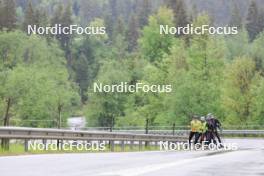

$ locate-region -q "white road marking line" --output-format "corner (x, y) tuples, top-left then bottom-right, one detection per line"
(98, 155), (210, 176)
(98, 150), (252, 176)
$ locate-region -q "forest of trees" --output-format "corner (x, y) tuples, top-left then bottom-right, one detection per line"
(0, 0), (264, 129)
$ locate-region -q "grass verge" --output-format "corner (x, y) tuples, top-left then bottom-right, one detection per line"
(0, 143), (159, 156)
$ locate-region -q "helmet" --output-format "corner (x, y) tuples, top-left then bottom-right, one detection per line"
(206, 116), (211, 120)
(200, 116), (205, 121)
(207, 113), (213, 119)
(192, 115), (198, 119)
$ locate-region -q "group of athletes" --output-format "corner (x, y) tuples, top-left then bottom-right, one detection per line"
(188, 113), (222, 146)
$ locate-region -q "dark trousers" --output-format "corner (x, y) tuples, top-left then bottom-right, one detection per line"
(200, 133), (206, 143)
(213, 130), (222, 143)
(206, 131), (217, 144)
(189, 132), (201, 144)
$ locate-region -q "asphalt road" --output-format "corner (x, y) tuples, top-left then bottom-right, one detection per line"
(0, 139), (263, 176)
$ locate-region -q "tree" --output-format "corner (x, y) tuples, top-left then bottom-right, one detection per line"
(189, 14), (212, 78)
(164, 14), (226, 124)
(0, 0), (16, 31)
(0, 30), (81, 149)
(257, 9), (264, 35)
(251, 77), (264, 125)
(222, 57), (259, 124)
(112, 34), (128, 60)
(229, 1), (242, 28)
(167, 0), (189, 29)
(137, 0), (151, 28)
(33, 8), (48, 27)
(0, 31), (80, 126)
(60, 4), (73, 64)
(225, 29), (250, 60)
(246, 1), (260, 41)
(134, 63), (167, 127)
(166, 0), (190, 43)
(251, 32), (264, 75)
(23, 1), (34, 31)
(51, 3), (74, 65)
(79, 0), (101, 25)
(109, 0), (118, 22)
(0, 66), (32, 149)
(112, 16), (126, 39)
(73, 1), (80, 16)
(51, 3), (63, 40)
(158, 40), (189, 124)
(85, 59), (131, 128)
(71, 18), (106, 102)
(127, 15), (139, 52)
(139, 7), (175, 63)
(103, 0), (118, 40)
(0, 0), (4, 30)
(46, 70), (80, 129)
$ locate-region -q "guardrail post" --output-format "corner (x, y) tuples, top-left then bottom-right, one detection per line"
(57, 139), (60, 148)
(155, 141), (159, 150)
(43, 139), (47, 146)
(139, 141), (142, 151)
(145, 118), (149, 134)
(1, 138), (9, 151)
(110, 116), (115, 132)
(121, 140), (125, 152)
(145, 118), (149, 147)
(172, 123), (175, 136)
(24, 139), (29, 152)
(130, 141), (134, 151)
(110, 140), (114, 152)
(99, 140), (103, 148)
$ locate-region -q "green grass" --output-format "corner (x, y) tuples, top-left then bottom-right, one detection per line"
(0, 143), (25, 156)
(0, 143), (159, 156)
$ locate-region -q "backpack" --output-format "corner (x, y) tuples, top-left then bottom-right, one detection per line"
(207, 118), (216, 130)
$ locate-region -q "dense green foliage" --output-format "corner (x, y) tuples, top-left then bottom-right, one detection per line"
(0, 0), (264, 129)
(0, 31), (80, 127)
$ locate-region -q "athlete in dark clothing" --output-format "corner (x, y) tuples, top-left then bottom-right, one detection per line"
(206, 114), (222, 144)
(212, 118), (222, 143)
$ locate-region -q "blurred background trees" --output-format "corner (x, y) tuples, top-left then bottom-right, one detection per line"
(0, 0), (264, 128)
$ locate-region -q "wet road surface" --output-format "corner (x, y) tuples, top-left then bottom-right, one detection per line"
(0, 138), (263, 176)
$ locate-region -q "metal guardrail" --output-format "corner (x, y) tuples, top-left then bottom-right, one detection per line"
(1, 127), (261, 138)
(1, 127), (263, 152)
(115, 129), (264, 136)
(0, 127), (188, 152)
(79, 125), (264, 131)
(0, 127), (188, 141)
(221, 129), (264, 135)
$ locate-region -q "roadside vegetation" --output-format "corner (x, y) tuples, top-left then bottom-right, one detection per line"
(0, 0), (264, 131)
(0, 143), (158, 156)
